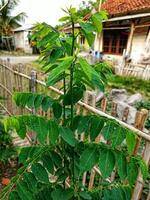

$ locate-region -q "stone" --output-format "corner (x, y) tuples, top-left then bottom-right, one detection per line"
(111, 89), (128, 102)
(127, 93), (143, 105)
(116, 101), (137, 125)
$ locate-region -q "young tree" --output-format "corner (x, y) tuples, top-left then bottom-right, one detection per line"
(0, 5), (148, 200)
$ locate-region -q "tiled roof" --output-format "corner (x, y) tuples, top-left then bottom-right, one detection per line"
(101, 0), (150, 15)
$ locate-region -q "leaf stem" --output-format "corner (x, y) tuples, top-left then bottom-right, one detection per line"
(70, 19), (75, 129)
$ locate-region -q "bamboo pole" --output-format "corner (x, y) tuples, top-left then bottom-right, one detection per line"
(1, 62), (150, 142)
(126, 22), (135, 55)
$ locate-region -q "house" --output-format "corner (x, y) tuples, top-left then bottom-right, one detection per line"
(13, 25), (33, 54)
(64, 0), (150, 64)
(97, 0), (150, 63)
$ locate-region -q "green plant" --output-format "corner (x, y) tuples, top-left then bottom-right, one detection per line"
(0, 121), (16, 164)
(0, 97), (17, 172)
(0, 6), (149, 200)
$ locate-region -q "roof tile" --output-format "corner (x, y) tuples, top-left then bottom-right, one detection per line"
(102, 0), (150, 15)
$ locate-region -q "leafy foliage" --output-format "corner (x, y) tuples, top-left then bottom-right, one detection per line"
(1, 4), (149, 200)
(0, 119), (16, 164)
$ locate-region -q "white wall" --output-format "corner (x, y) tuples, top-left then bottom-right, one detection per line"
(130, 28), (148, 63)
(14, 31), (32, 53)
(14, 32), (24, 49)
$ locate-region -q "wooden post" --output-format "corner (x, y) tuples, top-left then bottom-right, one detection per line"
(126, 22), (135, 55)
(101, 97), (107, 112)
(111, 101), (117, 117)
(132, 138), (150, 200)
(133, 109), (148, 154)
(29, 70), (37, 143)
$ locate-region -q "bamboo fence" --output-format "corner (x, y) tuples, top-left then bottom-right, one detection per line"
(115, 62), (150, 80)
(0, 59), (150, 200)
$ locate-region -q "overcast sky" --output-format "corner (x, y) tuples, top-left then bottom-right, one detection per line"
(13, 0), (84, 26)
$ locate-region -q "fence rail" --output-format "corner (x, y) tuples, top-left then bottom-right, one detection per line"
(0, 59), (150, 200)
(115, 63), (150, 80)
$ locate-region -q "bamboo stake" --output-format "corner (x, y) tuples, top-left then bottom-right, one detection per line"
(81, 92), (89, 186)
(133, 109), (149, 155)
(111, 101), (117, 117)
(132, 139), (150, 200)
(101, 97), (107, 112)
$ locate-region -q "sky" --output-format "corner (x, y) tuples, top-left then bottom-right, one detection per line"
(13, 0), (84, 26)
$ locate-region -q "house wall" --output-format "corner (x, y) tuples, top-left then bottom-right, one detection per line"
(14, 32), (24, 49)
(130, 27), (149, 63)
(14, 31), (32, 54)
(94, 27), (149, 64)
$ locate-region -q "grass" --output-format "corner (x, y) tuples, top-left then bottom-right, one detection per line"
(107, 75), (150, 100)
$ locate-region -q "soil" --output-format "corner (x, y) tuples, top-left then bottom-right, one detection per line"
(0, 160), (18, 191)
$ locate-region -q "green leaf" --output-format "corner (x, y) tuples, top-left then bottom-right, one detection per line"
(59, 16), (70, 22)
(111, 187), (125, 200)
(111, 126), (126, 147)
(80, 22), (96, 46)
(42, 96), (54, 112)
(139, 159), (148, 180)
(51, 151), (62, 167)
(116, 152), (127, 180)
(77, 116), (92, 134)
(52, 102), (62, 119)
(79, 191), (92, 200)
(78, 57), (104, 91)
(127, 157), (138, 186)
(42, 153), (54, 174)
(59, 127), (77, 147)
(63, 84), (86, 105)
(16, 181), (33, 200)
(32, 116), (48, 144)
(34, 94), (44, 109)
(48, 120), (59, 145)
(80, 145), (99, 173)
(72, 115), (82, 131)
(19, 147), (39, 164)
(31, 163), (49, 183)
(37, 31), (59, 48)
(9, 191), (21, 200)
(122, 186), (132, 200)
(103, 187), (127, 200)
(23, 172), (37, 193)
(126, 131), (136, 155)
(48, 47), (64, 63)
(26, 94), (36, 108)
(91, 13), (103, 33)
(90, 116), (104, 141)
(35, 187), (52, 200)
(13, 92), (30, 108)
(51, 188), (74, 200)
(99, 149), (115, 178)
(47, 57), (73, 86)
(80, 22), (95, 33)
(17, 117), (27, 139)
(102, 121), (116, 140)
(82, 30), (95, 47)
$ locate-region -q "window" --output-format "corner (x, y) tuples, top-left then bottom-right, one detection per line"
(103, 30), (128, 55)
